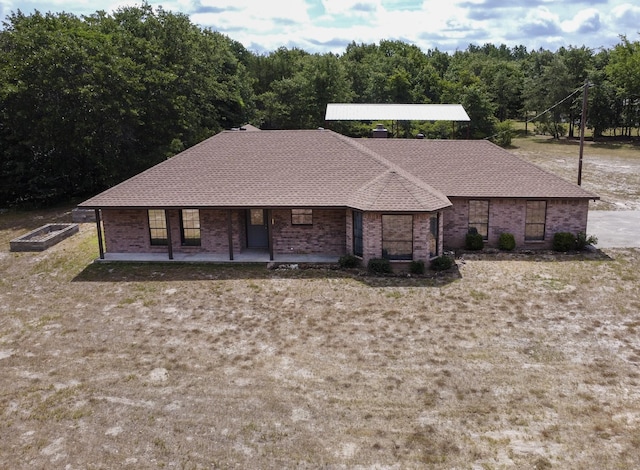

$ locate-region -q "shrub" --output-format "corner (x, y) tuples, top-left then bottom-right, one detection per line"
(575, 232), (598, 251)
(430, 255), (454, 271)
(492, 120), (515, 147)
(498, 232), (516, 251)
(367, 258), (392, 274)
(553, 232), (576, 251)
(465, 228), (484, 251)
(409, 260), (425, 275)
(338, 254), (360, 269)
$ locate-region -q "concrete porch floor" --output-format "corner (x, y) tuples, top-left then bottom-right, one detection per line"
(96, 251), (340, 264)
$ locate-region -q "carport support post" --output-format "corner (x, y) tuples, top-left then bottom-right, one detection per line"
(165, 209), (173, 260)
(94, 209), (104, 260)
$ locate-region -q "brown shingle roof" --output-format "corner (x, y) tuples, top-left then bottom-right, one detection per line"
(358, 139), (598, 199)
(79, 130), (597, 211)
(79, 129), (451, 211)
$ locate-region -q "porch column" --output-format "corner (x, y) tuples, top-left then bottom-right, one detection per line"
(227, 210), (234, 261)
(94, 209), (104, 260)
(164, 209), (173, 260)
(267, 209), (274, 261)
(437, 211), (443, 256)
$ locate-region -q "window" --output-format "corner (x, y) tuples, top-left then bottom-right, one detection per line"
(292, 209), (313, 225)
(430, 214), (439, 258)
(353, 211), (363, 257)
(180, 209), (201, 246)
(525, 200), (547, 240)
(148, 209), (167, 246)
(469, 200), (489, 239)
(249, 209), (264, 226)
(382, 214), (413, 260)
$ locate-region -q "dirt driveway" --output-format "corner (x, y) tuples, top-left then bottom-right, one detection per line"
(588, 211), (640, 248)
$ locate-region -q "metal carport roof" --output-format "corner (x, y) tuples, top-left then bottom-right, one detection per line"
(325, 103), (470, 121)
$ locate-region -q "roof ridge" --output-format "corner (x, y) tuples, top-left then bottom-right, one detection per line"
(330, 132), (451, 208)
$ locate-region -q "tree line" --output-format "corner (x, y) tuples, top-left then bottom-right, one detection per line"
(1, 5), (639, 206)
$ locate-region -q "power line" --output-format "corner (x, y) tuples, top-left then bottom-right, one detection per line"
(524, 83), (586, 124)
(484, 82), (588, 141)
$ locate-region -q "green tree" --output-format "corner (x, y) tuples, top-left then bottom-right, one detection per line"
(559, 46), (593, 137)
(524, 53), (572, 138)
(0, 6), (254, 206)
(606, 36), (640, 137)
(255, 51), (351, 129)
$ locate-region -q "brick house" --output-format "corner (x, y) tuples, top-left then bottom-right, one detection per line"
(79, 129), (598, 263)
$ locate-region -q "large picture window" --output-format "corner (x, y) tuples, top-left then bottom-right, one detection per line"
(180, 209), (201, 246)
(382, 214), (413, 260)
(469, 200), (489, 239)
(148, 209), (168, 246)
(525, 201), (547, 240)
(292, 209), (313, 225)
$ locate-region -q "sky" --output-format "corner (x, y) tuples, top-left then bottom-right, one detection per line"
(1, 0), (639, 55)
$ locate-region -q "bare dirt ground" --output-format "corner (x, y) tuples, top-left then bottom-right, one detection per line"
(1, 138), (639, 469)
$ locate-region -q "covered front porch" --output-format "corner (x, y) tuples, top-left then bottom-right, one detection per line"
(91, 206), (444, 265)
(95, 250), (340, 264)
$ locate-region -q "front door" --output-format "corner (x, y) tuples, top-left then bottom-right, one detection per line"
(246, 209), (268, 248)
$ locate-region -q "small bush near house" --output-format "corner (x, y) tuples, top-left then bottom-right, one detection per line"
(575, 232), (598, 251)
(465, 228), (484, 251)
(367, 258), (392, 275)
(409, 260), (425, 275)
(338, 254), (361, 269)
(498, 232), (516, 251)
(430, 255), (454, 271)
(553, 232), (576, 251)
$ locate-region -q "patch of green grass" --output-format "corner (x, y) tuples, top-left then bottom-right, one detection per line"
(469, 289), (489, 301)
(385, 290), (402, 299)
(29, 385), (90, 422)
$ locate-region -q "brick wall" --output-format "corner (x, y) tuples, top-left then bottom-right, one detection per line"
(345, 209), (353, 255)
(413, 213), (431, 261)
(359, 211), (441, 264)
(102, 208), (244, 255)
(102, 209), (155, 253)
(102, 207), (448, 259)
(271, 209), (346, 255)
(443, 198), (590, 250)
(362, 212), (382, 263)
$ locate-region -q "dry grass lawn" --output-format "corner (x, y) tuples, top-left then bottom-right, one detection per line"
(1, 137), (639, 469)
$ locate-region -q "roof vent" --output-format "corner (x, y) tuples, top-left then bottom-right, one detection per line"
(416, 133), (425, 139)
(372, 124), (388, 139)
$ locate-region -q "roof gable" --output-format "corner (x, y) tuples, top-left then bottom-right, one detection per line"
(349, 170), (450, 211)
(79, 130), (452, 212)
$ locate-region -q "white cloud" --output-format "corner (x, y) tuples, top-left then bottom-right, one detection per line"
(561, 8), (600, 34)
(610, 3), (640, 29)
(518, 6), (561, 36)
(321, 0), (382, 16)
(193, 0), (311, 37)
(2, 0), (636, 55)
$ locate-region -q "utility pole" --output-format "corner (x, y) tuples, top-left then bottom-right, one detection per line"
(577, 79), (589, 186)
